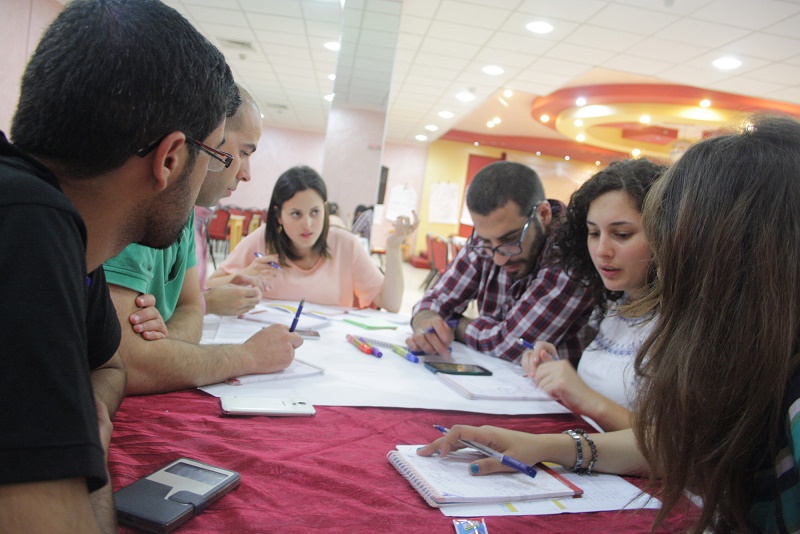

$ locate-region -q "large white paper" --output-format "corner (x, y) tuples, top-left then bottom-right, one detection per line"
(198, 307), (570, 416)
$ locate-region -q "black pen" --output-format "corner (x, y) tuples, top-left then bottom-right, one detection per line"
(289, 298), (304, 332)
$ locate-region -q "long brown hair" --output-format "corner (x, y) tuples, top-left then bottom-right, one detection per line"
(633, 115), (800, 532)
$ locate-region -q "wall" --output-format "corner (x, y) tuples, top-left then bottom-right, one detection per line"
(0, 0), (62, 133)
(412, 139), (599, 254)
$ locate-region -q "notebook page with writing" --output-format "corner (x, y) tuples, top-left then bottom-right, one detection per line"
(436, 373), (552, 401)
(387, 445), (581, 508)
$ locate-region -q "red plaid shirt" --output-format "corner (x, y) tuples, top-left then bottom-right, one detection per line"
(415, 239), (594, 363)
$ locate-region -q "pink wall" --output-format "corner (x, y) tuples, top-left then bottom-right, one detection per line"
(222, 125), (429, 229)
(0, 0), (62, 133)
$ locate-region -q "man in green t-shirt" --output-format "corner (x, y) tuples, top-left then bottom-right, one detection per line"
(105, 87), (303, 395)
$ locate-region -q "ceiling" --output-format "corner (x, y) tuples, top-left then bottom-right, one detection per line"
(164, 0), (800, 161)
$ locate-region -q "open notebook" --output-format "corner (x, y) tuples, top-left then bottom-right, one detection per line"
(436, 372), (552, 401)
(387, 445), (581, 508)
(225, 359), (324, 386)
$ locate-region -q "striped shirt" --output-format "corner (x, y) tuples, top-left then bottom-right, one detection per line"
(750, 370), (800, 533)
(415, 239), (594, 363)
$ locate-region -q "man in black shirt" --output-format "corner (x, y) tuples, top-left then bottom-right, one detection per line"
(0, 0), (237, 531)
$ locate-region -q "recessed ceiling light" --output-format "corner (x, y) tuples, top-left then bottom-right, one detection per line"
(575, 97), (587, 107)
(456, 89), (476, 102)
(425, 124), (439, 131)
(492, 117), (501, 124)
(576, 133), (586, 142)
(595, 161), (601, 166)
(498, 97), (509, 107)
(323, 93), (335, 102)
(415, 134), (428, 141)
(526, 21), (554, 34)
(564, 156), (570, 161)
(536, 151), (541, 156)
(324, 41), (340, 51)
(632, 148), (641, 157)
(482, 65), (504, 76)
(713, 56), (741, 70)
(486, 121), (495, 128)
(503, 89), (513, 98)
(474, 142), (480, 146)
(574, 119), (583, 127)
(699, 99), (711, 108)
(328, 74), (336, 81)
(540, 114), (550, 123)
(438, 110), (454, 119)
(640, 114), (651, 124)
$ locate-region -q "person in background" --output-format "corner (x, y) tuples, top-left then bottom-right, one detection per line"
(351, 203), (374, 243)
(420, 115), (800, 534)
(407, 161), (594, 362)
(206, 166), (417, 312)
(523, 158), (663, 431)
(327, 201), (348, 229)
(105, 86), (302, 396)
(0, 0), (237, 530)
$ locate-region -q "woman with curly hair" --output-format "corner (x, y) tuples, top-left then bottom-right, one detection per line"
(522, 158), (664, 431)
(422, 115), (800, 533)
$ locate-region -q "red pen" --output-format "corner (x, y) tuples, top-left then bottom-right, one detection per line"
(346, 334), (372, 354)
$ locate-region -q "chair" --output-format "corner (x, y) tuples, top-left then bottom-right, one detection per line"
(206, 207), (231, 262)
(247, 211), (262, 235)
(448, 236), (465, 263)
(420, 235), (449, 291)
(241, 210), (254, 237)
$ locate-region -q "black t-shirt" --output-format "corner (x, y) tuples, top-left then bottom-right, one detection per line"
(0, 133), (120, 490)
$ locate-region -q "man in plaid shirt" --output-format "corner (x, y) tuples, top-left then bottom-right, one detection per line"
(407, 161), (594, 363)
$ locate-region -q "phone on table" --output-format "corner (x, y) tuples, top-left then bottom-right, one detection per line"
(115, 458), (240, 533)
(220, 396), (316, 417)
(424, 362), (493, 376)
(294, 329), (320, 340)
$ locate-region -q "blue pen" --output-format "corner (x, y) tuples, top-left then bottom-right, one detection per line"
(253, 252), (281, 270)
(289, 298), (304, 332)
(433, 425), (537, 479)
(423, 317), (460, 334)
(518, 338), (534, 350)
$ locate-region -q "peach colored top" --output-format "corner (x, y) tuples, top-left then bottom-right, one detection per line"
(217, 226), (384, 308)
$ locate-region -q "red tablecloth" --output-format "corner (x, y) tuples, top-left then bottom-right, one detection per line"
(110, 390), (698, 533)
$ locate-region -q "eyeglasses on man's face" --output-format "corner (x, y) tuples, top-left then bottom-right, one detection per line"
(136, 134), (233, 173)
(468, 205), (540, 259)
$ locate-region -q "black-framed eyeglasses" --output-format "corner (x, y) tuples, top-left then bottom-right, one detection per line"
(136, 134), (233, 173)
(468, 205), (539, 259)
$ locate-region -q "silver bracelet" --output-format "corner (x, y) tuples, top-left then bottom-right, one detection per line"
(573, 429), (598, 475)
(562, 430), (583, 473)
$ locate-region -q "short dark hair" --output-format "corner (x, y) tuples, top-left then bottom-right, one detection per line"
(10, 0), (237, 178)
(552, 158), (664, 305)
(466, 161), (544, 217)
(265, 166), (331, 264)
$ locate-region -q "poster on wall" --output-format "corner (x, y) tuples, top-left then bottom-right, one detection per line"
(459, 185), (473, 226)
(384, 184), (417, 221)
(427, 182), (460, 224)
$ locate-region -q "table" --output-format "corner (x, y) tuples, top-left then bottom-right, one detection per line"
(111, 391), (701, 533)
(110, 307), (699, 533)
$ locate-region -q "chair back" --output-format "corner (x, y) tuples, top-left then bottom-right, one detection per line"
(429, 236), (449, 274)
(248, 212), (262, 235)
(241, 210), (254, 236)
(207, 207), (230, 241)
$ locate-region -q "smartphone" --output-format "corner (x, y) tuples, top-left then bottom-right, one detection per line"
(220, 396), (316, 417)
(294, 329), (320, 340)
(115, 458), (240, 533)
(424, 362), (493, 376)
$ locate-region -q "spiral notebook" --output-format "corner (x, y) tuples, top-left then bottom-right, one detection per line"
(435, 372), (552, 401)
(387, 445), (582, 508)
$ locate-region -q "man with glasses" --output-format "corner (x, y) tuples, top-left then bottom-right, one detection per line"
(0, 0), (237, 530)
(407, 161), (594, 362)
(104, 86), (302, 395)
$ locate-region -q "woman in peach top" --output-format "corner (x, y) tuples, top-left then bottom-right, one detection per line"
(206, 166), (417, 312)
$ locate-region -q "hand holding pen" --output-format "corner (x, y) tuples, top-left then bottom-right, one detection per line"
(429, 425), (537, 478)
(406, 313), (461, 358)
(519, 339), (559, 377)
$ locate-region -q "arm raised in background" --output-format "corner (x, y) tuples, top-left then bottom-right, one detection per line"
(373, 212), (419, 313)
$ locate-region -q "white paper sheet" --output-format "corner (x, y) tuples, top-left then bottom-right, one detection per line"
(198, 307), (570, 416)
